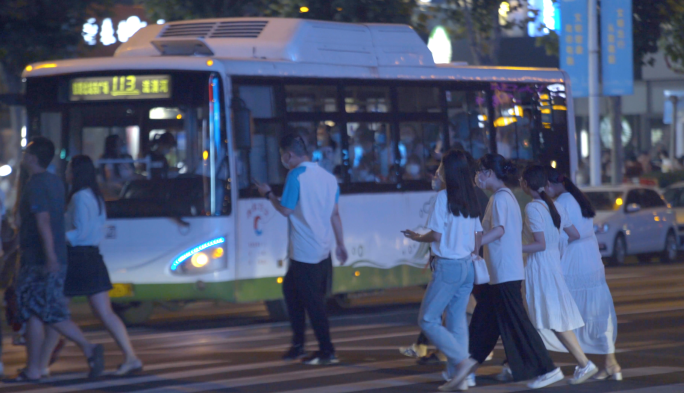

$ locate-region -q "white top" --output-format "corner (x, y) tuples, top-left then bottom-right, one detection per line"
(427, 190), (483, 260)
(65, 189), (107, 246)
(280, 162), (339, 263)
(557, 192), (594, 239)
(481, 188), (524, 284)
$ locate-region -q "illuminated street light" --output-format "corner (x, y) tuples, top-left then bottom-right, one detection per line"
(0, 165), (11, 177)
(427, 26), (452, 64)
(300, 6), (310, 13)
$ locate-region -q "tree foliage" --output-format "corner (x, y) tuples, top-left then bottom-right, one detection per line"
(417, 0), (537, 65)
(139, 0), (415, 25)
(535, 0), (682, 71)
(661, 0), (684, 73)
(0, 0), (104, 92)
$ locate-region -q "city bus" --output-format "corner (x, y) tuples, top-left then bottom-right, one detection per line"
(21, 18), (577, 323)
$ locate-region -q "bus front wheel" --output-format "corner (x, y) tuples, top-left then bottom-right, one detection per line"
(113, 301), (154, 326)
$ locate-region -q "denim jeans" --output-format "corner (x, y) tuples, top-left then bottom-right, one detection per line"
(418, 256), (474, 377)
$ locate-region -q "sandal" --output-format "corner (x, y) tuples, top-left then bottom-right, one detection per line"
(87, 344), (105, 379)
(5, 370), (41, 383)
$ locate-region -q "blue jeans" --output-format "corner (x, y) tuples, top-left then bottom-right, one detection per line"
(418, 257), (474, 377)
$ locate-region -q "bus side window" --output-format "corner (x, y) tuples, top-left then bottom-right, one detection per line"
(399, 122), (443, 182)
(288, 121), (344, 182)
(447, 90), (490, 160)
(285, 85), (337, 113)
(344, 86), (391, 113)
(348, 122), (394, 183)
(396, 87), (441, 113)
(235, 85), (283, 189)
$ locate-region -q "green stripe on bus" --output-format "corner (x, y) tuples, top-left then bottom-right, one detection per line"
(109, 265), (431, 304)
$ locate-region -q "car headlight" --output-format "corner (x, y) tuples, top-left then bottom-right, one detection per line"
(594, 223), (610, 234)
(170, 237), (227, 275)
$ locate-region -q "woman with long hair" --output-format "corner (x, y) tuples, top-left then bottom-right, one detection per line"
(543, 166), (621, 380)
(41, 155), (142, 376)
(402, 150), (482, 391)
(519, 164), (597, 384)
(468, 154), (562, 390)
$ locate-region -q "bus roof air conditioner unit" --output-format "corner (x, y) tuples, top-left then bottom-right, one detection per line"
(151, 39), (214, 56)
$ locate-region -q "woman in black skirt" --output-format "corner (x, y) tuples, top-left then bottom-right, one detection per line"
(41, 155), (142, 376)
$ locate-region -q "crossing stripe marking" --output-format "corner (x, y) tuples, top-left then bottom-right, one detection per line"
(256, 331), (420, 351)
(0, 360), (224, 388)
(133, 359), (418, 393)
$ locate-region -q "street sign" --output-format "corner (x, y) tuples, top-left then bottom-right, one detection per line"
(601, 0), (633, 96)
(560, 0), (589, 97)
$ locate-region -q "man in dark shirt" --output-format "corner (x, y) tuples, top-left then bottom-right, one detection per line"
(12, 137), (104, 382)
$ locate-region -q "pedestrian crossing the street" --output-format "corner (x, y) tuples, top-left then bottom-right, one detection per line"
(0, 320), (682, 393)
(1, 266), (683, 392)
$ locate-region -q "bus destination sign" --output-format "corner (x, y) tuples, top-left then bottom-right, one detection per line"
(70, 75), (172, 101)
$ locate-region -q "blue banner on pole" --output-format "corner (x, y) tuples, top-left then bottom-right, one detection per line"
(560, 0), (589, 97)
(601, 0), (633, 96)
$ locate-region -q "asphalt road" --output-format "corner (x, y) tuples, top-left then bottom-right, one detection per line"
(1, 262), (683, 392)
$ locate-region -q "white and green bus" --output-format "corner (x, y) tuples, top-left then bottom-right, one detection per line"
(22, 17), (576, 323)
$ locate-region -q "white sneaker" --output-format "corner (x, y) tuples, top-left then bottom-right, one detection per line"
(569, 361), (598, 385)
(466, 372), (476, 387)
(527, 368), (564, 389)
(438, 378), (468, 391)
(495, 364), (513, 382)
(443, 371), (476, 387)
(485, 351), (494, 361)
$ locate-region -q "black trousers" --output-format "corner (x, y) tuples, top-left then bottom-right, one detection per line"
(283, 257), (334, 354)
(468, 281), (556, 381)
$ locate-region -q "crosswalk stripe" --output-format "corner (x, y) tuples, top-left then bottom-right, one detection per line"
(256, 331), (420, 351)
(0, 360), (224, 389)
(133, 359), (418, 393)
(141, 323), (408, 351)
(275, 365), (684, 393)
(8, 359), (416, 393)
(276, 373), (443, 393)
(0, 359), (289, 393)
(606, 383), (684, 393)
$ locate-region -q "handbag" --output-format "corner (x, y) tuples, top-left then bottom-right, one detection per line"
(471, 254), (490, 285)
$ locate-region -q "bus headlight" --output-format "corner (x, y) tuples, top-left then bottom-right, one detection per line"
(170, 237), (227, 275)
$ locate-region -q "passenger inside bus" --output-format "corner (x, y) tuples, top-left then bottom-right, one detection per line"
(146, 132), (177, 179)
(100, 135), (136, 199)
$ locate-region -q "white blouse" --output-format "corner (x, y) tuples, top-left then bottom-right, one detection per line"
(65, 188), (106, 246)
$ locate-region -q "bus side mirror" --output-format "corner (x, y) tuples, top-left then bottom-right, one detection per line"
(232, 98), (252, 149)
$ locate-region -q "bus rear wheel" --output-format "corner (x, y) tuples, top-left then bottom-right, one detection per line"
(113, 301), (154, 326)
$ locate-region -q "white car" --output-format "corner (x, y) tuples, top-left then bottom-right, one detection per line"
(583, 185), (678, 265)
(662, 181), (684, 246)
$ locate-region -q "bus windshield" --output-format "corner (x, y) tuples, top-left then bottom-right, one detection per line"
(25, 71), (229, 218)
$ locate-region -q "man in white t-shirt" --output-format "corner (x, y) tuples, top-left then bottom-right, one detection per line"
(256, 133), (348, 366)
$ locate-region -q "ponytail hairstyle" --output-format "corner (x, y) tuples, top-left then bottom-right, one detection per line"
(442, 150), (481, 218)
(546, 166), (596, 218)
(522, 164), (561, 229)
(478, 153), (517, 183)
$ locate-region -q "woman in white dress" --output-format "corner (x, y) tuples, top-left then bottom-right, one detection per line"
(519, 164), (598, 384)
(544, 166), (621, 380)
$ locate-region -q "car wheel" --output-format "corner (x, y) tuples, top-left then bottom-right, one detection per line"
(608, 233), (626, 266)
(660, 230), (678, 263)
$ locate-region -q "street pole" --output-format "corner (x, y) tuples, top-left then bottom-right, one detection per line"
(588, 0), (601, 186)
(670, 95), (678, 162)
